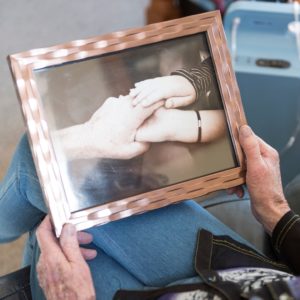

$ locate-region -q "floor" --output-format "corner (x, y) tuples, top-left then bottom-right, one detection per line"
(0, 0), (149, 277)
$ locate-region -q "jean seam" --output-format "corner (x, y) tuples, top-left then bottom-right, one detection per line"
(18, 172), (40, 184)
(212, 239), (289, 271)
(18, 171), (42, 209)
(0, 173), (18, 200)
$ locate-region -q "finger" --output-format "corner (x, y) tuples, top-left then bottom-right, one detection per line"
(134, 79), (152, 88)
(36, 216), (61, 255)
(135, 126), (149, 142)
(142, 90), (165, 107)
(118, 94), (126, 100)
(131, 81), (152, 102)
(134, 87), (154, 104)
(256, 136), (277, 157)
(226, 187), (236, 195)
(59, 223), (85, 263)
(239, 125), (262, 163)
(80, 248), (97, 260)
(235, 186), (244, 198)
(226, 186), (244, 198)
(77, 231), (93, 245)
(134, 100), (164, 121)
(165, 95), (194, 109)
(145, 100), (165, 112)
(122, 142), (150, 159)
(129, 87), (142, 98)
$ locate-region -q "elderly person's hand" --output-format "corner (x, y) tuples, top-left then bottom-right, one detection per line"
(130, 75), (196, 109)
(56, 95), (164, 160)
(36, 216), (96, 300)
(233, 125), (291, 234)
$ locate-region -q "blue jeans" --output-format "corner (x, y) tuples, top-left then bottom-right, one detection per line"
(0, 135), (254, 299)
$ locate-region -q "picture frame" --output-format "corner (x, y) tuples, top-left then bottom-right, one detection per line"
(8, 11), (247, 236)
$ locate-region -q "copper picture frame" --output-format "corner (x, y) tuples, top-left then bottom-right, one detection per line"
(8, 11), (247, 236)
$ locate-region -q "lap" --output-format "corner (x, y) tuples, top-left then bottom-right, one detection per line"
(27, 199), (252, 299)
(88, 199), (253, 287)
(0, 134), (255, 298)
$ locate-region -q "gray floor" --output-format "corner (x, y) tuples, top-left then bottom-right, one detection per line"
(0, 0), (149, 276)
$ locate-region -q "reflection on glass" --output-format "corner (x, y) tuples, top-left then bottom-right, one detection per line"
(34, 33), (237, 212)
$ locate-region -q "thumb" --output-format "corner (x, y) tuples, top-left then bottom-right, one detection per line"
(239, 125), (262, 163)
(59, 223), (85, 263)
(122, 142), (150, 159)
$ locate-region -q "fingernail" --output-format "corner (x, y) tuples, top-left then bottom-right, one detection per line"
(240, 125), (252, 137)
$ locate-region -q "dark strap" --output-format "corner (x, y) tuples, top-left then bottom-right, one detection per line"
(0, 266), (32, 299)
(113, 282), (225, 300)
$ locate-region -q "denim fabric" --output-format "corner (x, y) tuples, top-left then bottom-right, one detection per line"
(0, 135), (46, 243)
(0, 134), (255, 300)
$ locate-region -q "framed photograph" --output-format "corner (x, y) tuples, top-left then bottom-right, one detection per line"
(8, 11), (247, 235)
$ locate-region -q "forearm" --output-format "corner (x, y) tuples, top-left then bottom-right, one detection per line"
(272, 210), (300, 274)
(53, 123), (94, 160)
(171, 57), (214, 99)
(165, 109), (198, 143)
(200, 110), (226, 143)
(136, 108), (226, 143)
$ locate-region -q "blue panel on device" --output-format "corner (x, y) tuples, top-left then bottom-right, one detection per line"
(224, 1), (300, 185)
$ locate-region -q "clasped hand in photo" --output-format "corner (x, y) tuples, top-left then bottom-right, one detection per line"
(56, 73), (226, 162)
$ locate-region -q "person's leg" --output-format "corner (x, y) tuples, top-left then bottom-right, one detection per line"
(29, 201), (239, 300)
(0, 134), (254, 297)
(0, 134), (46, 243)
(88, 197), (254, 287)
(88, 244), (147, 299)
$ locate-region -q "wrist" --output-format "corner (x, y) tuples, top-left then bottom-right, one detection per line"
(260, 198), (291, 234)
(166, 109), (198, 142)
(170, 74), (197, 102)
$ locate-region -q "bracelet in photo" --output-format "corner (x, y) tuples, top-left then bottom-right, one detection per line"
(195, 110), (202, 142)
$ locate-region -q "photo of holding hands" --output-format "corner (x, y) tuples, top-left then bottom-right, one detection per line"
(34, 33), (237, 212)
(57, 57), (226, 161)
